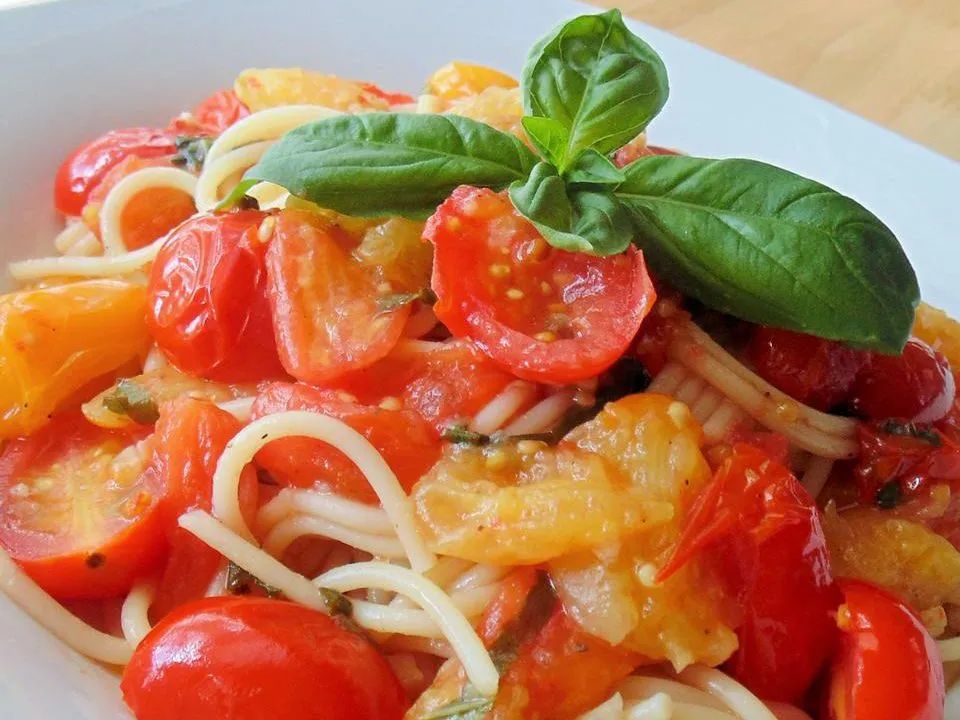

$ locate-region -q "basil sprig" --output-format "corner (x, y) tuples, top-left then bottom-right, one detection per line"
(244, 9), (919, 352)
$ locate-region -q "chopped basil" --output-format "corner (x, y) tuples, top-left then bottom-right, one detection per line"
(877, 420), (942, 446)
(318, 587), (353, 616)
(875, 480), (903, 509)
(422, 696), (493, 720)
(376, 287), (437, 314)
(171, 135), (214, 173)
(226, 561), (280, 598)
(488, 570), (556, 672)
(102, 379), (159, 425)
(442, 425), (493, 445)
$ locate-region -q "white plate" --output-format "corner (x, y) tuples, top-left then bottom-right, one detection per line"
(1, 0), (958, 717)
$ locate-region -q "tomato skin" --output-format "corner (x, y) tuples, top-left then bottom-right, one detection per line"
(359, 82), (414, 106)
(121, 596), (408, 720)
(828, 580), (944, 720)
(427, 186), (656, 384)
(251, 382), (440, 504)
(748, 327), (866, 411)
(147, 211), (286, 382)
(661, 444), (839, 703)
(54, 128), (175, 216)
(0, 414), (164, 600)
(851, 339), (955, 422)
(168, 89), (249, 136)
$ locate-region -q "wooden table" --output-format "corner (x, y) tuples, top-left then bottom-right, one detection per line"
(589, 0), (960, 160)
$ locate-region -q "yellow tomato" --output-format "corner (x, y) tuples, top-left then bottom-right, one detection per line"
(234, 67), (391, 112)
(0, 280), (150, 438)
(352, 218), (432, 294)
(913, 301), (960, 369)
(425, 62), (518, 100)
(446, 86), (524, 137)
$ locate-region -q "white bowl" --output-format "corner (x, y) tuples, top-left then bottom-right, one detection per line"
(1, 0), (958, 717)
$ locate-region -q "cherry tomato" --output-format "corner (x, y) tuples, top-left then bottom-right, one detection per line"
(82, 155), (196, 251)
(147, 211), (286, 382)
(54, 128), (175, 216)
(331, 338), (517, 433)
(0, 414), (164, 599)
(613, 139), (679, 167)
(168, 89), (250, 136)
(748, 327), (866, 411)
(265, 210), (409, 384)
(121, 596), (407, 720)
(427, 187), (655, 384)
(660, 444), (839, 703)
(359, 82), (414, 106)
(828, 580), (944, 720)
(851, 339), (955, 422)
(251, 382), (440, 504)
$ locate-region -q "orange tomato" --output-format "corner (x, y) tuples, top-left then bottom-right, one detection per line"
(0, 280), (150, 439)
(425, 62), (518, 100)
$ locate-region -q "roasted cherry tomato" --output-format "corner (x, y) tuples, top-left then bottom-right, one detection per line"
(359, 82), (414, 106)
(147, 211), (285, 382)
(0, 280), (150, 439)
(265, 210), (409, 384)
(748, 327), (866, 411)
(427, 187), (655, 384)
(331, 338), (517, 433)
(251, 382), (440, 504)
(122, 596), (408, 720)
(424, 62), (518, 100)
(660, 444), (839, 703)
(828, 580), (944, 720)
(613, 138), (679, 167)
(0, 414), (164, 599)
(54, 127), (175, 216)
(168, 89), (250, 136)
(851, 338), (955, 422)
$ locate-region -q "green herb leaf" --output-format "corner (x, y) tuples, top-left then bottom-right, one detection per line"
(226, 561), (280, 598)
(521, 9), (669, 167)
(422, 696), (493, 720)
(877, 420), (942, 446)
(488, 570), (556, 672)
(215, 178), (259, 211)
(520, 116), (569, 168)
(442, 425), (492, 445)
(318, 587), (353, 616)
(509, 162), (632, 255)
(102, 379), (159, 425)
(875, 480), (903, 509)
(247, 113), (538, 219)
(616, 156), (919, 352)
(376, 287), (437, 314)
(171, 135), (214, 173)
(564, 148), (625, 187)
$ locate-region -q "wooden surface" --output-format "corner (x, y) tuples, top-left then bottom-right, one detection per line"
(589, 0), (960, 160)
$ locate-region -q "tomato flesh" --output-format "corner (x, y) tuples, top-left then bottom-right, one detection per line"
(121, 596), (408, 720)
(54, 128), (175, 216)
(168, 89), (250, 136)
(147, 210), (286, 382)
(427, 186), (655, 384)
(828, 580), (944, 720)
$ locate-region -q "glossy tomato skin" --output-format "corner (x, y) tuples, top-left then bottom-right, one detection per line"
(168, 89), (250, 136)
(121, 596), (408, 720)
(748, 327), (866, 411)
(427, 186), (656, 385)
(54, 128), (175, 216)
(359, 82), (414, 106)
(828, 580), (944, 720)
(0, 414), (164, 599)
(851, 339), (955, 422)
(147, 211), (286, 382)
(251, 382), (440, 504)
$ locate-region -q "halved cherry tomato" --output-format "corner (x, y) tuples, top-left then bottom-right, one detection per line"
(54, 127), (175, 216)
(828, 580), (944, 720)
(82, 155), (196, 251)
(331, 338), (517, 433)
(147, 397), (258, 618)
(147, 211), (286, 382)
(0, 414), (163, 599)
(660, 444), (839, 703)
(359, 82), (414, 106)
(251, 382), (440, 504)
(168, 89), (250, 136)
(427, 187), (655, 384)
(851, 338), (955, 422)
(265, 210), (410, 384)
(121, 596), (408, 720)
(748, 327), (866, 411)
(613, 138), (679, 167)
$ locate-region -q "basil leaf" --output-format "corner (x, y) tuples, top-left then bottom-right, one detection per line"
(226, 561), (280, 598)
(375, 287), (437, 314)
(102, 379), (159, 425)
(617, 155), (919, 353)
(520, 116), (569, 167)
(247, 113), (538, 219)
(423, 696), (493, 720)
(509, 162), (632, 255)
(215, 178), (258, 211)
(522, 9), (669, 166)
(565, 148), (625, 187)
(171, 135), (213, 173)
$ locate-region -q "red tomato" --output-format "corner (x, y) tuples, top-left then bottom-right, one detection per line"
(0, 414), (165, 599)
(851, 339), (955, 422)
(613, 140), (679, 167)
(660, 444), (839, 703)
(748, 327), (866, 411)
(828, 580), (944, 720)
(147, 398), (259, 618)
(251, 382), (440, 504)
(426, 186), (655, 384)
(359, 82), (414, 106)
(331, 338), (517, 433)
(54, 128), (176, 216)
(121, 596), (407, 720)
(265, 210), (410, 384)
(147, 211), (286, 382)
(168, 89), (250, 136)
